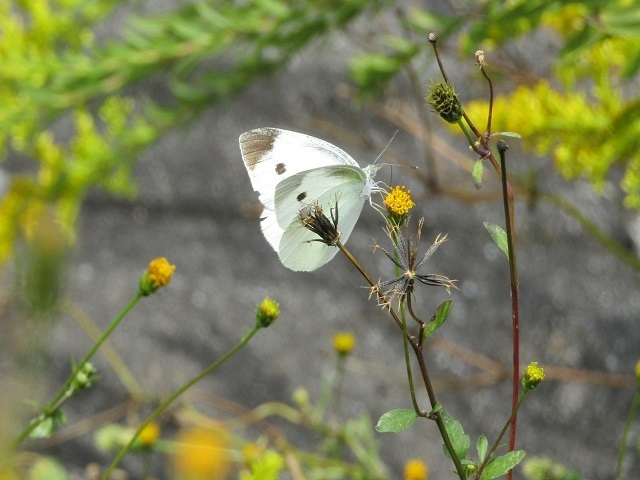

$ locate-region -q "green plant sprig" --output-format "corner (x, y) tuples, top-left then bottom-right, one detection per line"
(428, 34), (522, 476)
(102, 297), (279, 479)
(331, 239), (466, 479)
(13, 292), (143, 447)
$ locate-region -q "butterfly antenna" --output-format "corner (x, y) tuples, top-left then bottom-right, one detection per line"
(374, 130), (399, 165)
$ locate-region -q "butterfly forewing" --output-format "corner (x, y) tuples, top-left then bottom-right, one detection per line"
(240, 128), (360, 209)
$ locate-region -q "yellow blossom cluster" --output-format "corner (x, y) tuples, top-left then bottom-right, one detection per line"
(384, 186), (415, 217)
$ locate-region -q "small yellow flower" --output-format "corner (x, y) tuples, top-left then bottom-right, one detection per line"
(139, 257), (176, 296)
(404, 458), (428, 480)
(384, 186), (415, 225)
(256, 297), (279, 328)
(138, 422), (160, 447)
(522, 362), (545, 392)
(635, 359), (640, 381)
(171, 427), (230, 480)
(332, 332), (356, 356)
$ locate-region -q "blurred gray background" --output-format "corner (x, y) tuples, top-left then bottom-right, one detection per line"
(8, 2), (640, 479)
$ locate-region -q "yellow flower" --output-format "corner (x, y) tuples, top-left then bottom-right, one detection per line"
(404, 458), (428, 480)
(147, 257), (176, 288)
(385, 186), (415, 216)
(139, 257), (176, 296)
(635, 359), (640, 381)
(256, 297), (279, 328)
(171, 427), (230, 480)
(332, 332), (356, 356)
(138, 422), (160, 447)
(522, 362), (545, 392)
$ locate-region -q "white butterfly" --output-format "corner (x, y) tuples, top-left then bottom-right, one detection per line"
(239, 127), (382, 271)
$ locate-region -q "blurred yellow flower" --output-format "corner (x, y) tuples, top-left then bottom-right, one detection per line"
(171, 427), (230, 480)
(138, 422), (160, 447)
(404, 458), (428, 480)
(635, 359), (640, 381)
(332, 332), (356, 356)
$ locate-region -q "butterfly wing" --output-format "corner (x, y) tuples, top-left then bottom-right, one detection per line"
(239, 128), (364, 258)
(273, 166), (367, 271)
(239, 128), (360, 211)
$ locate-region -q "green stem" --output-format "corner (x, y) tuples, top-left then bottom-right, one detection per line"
(475, 391), (528, 480)
(102, 323), (261, 479)
(336, 241), (467, 479)
(14, 292), (143, 446)
(400, 299), (421, 416)
(615, 378), (640, 479)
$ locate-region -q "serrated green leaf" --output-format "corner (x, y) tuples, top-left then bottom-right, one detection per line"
(481, 450), (525, 479)
(440, 410), (470, 460)
(375, 409), (418, 433)
(477, 435), (488, 462)
(472, 159), (483, 189)
(483, 222), (509, 259)
(423, 300), (452, 338)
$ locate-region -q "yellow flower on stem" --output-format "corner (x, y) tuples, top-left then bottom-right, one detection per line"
(332, 332), (355, 356)
(256, 297), (279, 328)
(522, 362), (545, 392)
(138, 422), (160, 447)
(171, 427), (230, 480)
(404, 458), (428, 480)
(384, 186), (415, 227)
(139, 257), (176, 296)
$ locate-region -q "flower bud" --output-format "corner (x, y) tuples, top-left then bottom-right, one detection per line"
(139, 257), (175, 296)
(256, 297), (279, 328)
(426, 81), (463, 124)
(522, 362), (545, 391)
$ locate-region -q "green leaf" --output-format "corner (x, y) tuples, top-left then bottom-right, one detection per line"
(423, 300), (452, 338)
(440, 410), (470, 461)
(481, 450), (526, 479)
(477, 435), (488, 462)
(28, 457), (69, 480)
(492, 131), (522, 139)
(375, 409), (418, 433)
(472, 159), (484, 189)
(483, 222), (509, 259)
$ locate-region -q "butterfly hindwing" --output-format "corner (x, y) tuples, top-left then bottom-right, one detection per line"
(276, 169), (367, 271)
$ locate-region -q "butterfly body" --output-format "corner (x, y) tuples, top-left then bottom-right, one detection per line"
(239, 127), (381, 271)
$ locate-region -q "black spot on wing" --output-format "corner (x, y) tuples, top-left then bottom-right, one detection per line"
(297, 192), (307, 202)
(276, 163), (286, 175)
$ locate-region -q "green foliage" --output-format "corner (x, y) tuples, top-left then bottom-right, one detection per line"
(522, 456), (581, 480)
(483, 222), (509, 259)
(441, 410), (470, 463)
(0, 0), (381, 263)
(375, 409), (418, 433)
(423, 300), (452, 338)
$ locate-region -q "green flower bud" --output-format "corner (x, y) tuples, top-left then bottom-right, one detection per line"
(522, 362), (545, 391)
(256, 297), (279, 328)
(426, 81), (464, 124)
